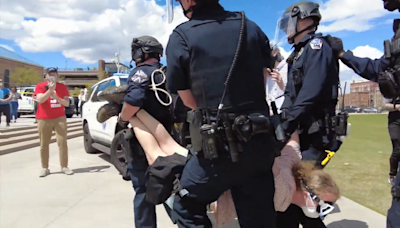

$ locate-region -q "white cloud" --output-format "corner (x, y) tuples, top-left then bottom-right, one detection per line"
(0, 44), (15, 52)
(318, 0), (390, 33)
(0, 0), (187, 63)
(339, 45), (383, 92)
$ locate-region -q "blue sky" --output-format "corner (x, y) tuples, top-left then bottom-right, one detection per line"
(0, 0), (397, 70)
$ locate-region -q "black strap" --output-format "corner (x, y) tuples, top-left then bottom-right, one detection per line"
(215, 11), (247, 120)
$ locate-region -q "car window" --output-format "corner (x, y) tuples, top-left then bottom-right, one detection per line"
(91, 80), (110, 102)
(109, 79), (116, 87)
(120, 78), (128, 86)
(24, 88), (34, 97)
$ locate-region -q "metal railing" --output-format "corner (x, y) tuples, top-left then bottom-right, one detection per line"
(57, 68), (98, 71)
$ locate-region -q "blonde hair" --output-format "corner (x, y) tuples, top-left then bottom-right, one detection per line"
(292, 161), (340, 198)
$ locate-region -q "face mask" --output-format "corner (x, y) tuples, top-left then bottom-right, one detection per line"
(301, 192), (320, 218)
(48, 76), (56, 83)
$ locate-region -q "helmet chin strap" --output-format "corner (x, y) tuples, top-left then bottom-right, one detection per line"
(183, 7), (193, 17)
(289, 23), (318, 44)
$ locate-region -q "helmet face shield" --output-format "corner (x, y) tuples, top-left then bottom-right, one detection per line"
(275, 12), (297, 45)
(166, 0), (174, 23)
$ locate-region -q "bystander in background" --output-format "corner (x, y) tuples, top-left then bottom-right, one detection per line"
(34, 67), (72, 177)
(0, 86), (12, 127)
(266, 48), (288, 113)
(9, 86), (21, 123)
(78, 89), (86, 117)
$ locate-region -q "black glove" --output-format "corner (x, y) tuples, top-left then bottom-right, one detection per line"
(280, 109), (290, 121)
(325, 35), (344, 59)
(117, 117), (129, 129)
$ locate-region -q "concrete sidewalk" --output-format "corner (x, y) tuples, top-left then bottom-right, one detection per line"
(0, 137), (386, 228)
(0, 115), (81, 130)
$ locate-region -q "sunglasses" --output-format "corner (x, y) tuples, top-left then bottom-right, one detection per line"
(309, 193), (335, 217)
(305, 184), (335, 218)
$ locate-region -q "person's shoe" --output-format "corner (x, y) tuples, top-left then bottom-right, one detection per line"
(39, 168), (50, 177)
(6, 123), (10, 127)
(61, 167), (74, 175)
(389, 176), (396, 186)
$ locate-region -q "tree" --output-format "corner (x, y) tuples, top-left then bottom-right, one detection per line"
(69, 87), (82, 97)
(10, 67), (42, 86)
(84, 82), (96, 97)
(98, 70), (109, 80)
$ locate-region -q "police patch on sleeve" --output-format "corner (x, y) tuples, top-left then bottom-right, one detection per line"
(131, 70), (148, 84)
(310, 38), (322, 50)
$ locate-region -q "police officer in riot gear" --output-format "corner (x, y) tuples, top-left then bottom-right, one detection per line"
(275, 1), (343, 227)
(118, 35), (172, 228)
(166, 0), (277, 227)
(278, 1), (342, 167)
(326, 29), (400, 228)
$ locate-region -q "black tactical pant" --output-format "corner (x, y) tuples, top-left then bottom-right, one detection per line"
(387, 164), (400, 228)
(172, 133), (276, 228)
(0, 104), (11, 124)
(389, 111), (400, 177)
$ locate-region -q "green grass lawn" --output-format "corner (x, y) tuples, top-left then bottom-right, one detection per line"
(324, 114), (392, 215)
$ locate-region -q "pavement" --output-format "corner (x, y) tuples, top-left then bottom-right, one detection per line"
(0, 115), (81, 129)
(0, 137), (387, 228)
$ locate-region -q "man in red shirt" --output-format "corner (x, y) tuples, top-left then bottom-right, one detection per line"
(34, 67), (73, 177)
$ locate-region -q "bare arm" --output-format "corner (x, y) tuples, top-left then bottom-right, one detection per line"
(383, 102), (400, 111)
(0, 93), (13, 102)
(120, 103), (140, 121)
(51, 93), (69, 107)
(178, 89), (197, 110)
(36, 90), (53, 103)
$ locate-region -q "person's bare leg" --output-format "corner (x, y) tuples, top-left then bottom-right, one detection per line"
(136, 110), (188, 156)
(129, 117), (166, 165)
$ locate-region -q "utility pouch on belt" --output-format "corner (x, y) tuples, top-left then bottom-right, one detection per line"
(221, 113), (242, 162)
(187, 110), (203, 152)
(232, 113), (271, 142)
(332, 111), (349, 136)
(200, 123), (219, 160)
(392, 185), (400, 198)
(120, 128), (135, 162)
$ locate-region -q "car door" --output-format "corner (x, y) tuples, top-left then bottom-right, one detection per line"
(85, 80), (110, 140)
(18, 88), (34, 113)
(101, 79), (120, 144)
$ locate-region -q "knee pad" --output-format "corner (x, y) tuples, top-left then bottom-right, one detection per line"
(145, 153), (187, 205)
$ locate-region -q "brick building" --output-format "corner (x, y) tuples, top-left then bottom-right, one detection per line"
(57, 60), (130, 89)
(340, 80), (386, 108)
(0, 46), (44, 87)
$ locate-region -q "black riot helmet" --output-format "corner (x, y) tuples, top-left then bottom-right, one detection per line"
(277, 1), (321, 44)
(131, 35), (163, 65)
(383, 0), (400, 11)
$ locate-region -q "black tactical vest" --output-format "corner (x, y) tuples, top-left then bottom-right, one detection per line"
(379, 19), (400, 102)
(287, 34), (339, 116)
(133, 63), (172, 126)
(173, 7), (268, 115)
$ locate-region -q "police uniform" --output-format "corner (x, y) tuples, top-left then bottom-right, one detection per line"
(281, 32), (340, 164)
(336, 47), (400, 228)
(340, 51), (390, 82)
(388, 167), (400, 228)
(124, 62), (172, 228)
(275, 2), (340, 227)
(166, 3), (276, 228)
